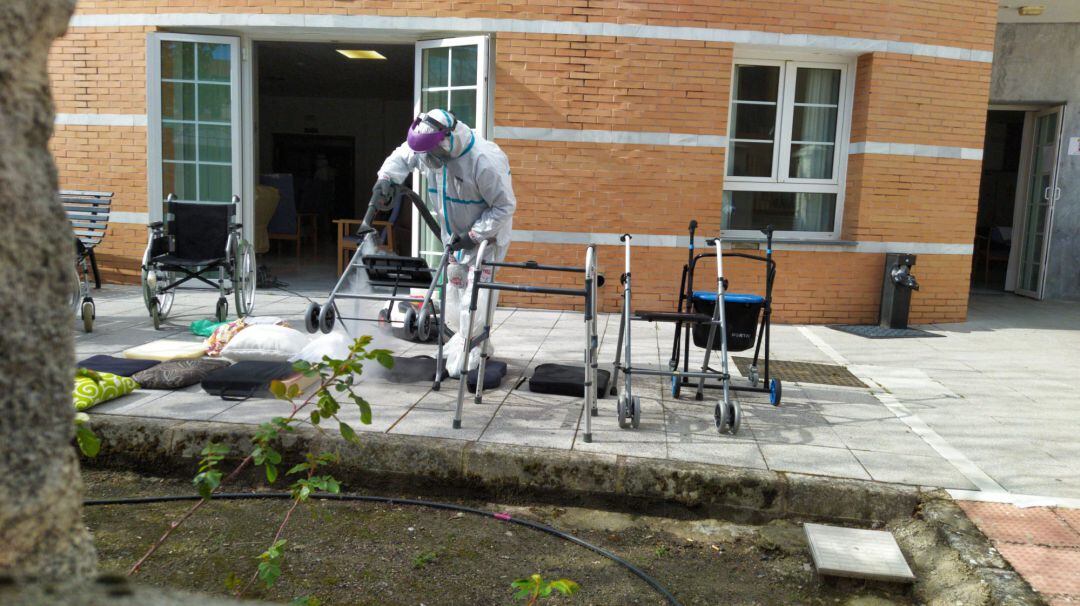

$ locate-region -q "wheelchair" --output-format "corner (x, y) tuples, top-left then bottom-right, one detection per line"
(141, 194), (256, 329)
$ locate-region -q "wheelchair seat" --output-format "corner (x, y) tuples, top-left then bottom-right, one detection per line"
(152, 253), (227, 267)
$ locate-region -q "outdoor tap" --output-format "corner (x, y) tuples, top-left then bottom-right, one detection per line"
(891, 265), (920, 291)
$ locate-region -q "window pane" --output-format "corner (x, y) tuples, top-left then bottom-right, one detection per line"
(450, 45), (478, 87)
(449, 91), (477, 127)
(794, 68), (840, 104)
(161, 41), (194, 80)
(791, 106), (838, 143)
(732, 103), (777, 140)
(789, 143), (835, 179)
(198, 84), (231, 122)
(196, 43), (231, 83)
(723, 191), (836, 232)
(730, 142), (774, 177)
(199, 164), (232, 202)
(423, 47), (449, 88)
(162, 122), (196, 161)
(162, 162), (196, 201)
(198, 123), (231, 163)
(734, 65), (780, 102)
(161, 82), (195, 120)
(423, 89), (448, 112)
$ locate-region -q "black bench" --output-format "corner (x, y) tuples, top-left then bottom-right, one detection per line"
(60, 190), (112, 288)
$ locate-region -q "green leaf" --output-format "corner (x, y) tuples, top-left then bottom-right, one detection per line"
(75, 423), (100, 458)
(374, 350), (394, 369)
(193, 469), (222, 499)
(548, 579), (580, 596)
(223, 572), (241, 591)
(265, 463), (278, 484)
(286, 383), (300, 399)
(292, 360), (312, 373)
(287, 462), (309, 476)
(310, 410), (321, 425)
(257, 560), (281, 588)
(339, 422), (359, 445)
(269, 380), (287, 400)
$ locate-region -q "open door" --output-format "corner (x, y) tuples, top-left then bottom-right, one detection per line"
(411, 36), (491, 265)
(147, 34), (243, 220)
(1015, 106), (1063, 299)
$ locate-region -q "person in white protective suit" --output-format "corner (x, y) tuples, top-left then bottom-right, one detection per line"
(370, 110), (516, 377)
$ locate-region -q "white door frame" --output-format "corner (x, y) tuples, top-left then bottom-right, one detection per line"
(1014, 105), (1065, 299)
(146, 33), (244, 225)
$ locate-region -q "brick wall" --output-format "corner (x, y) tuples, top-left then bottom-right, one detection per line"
(48, 1), (998, 323)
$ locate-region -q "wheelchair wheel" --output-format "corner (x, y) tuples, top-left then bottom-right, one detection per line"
(215, 297), (228, 323)
(150, 298), (161, 330)
(304, 302), (320, 334)
(81, 300), (94, 333)
(769, 378), (782, 407)
(233, 239), (255, 317)
(318, 303), (336, 334)
(403, 306), (419, 340)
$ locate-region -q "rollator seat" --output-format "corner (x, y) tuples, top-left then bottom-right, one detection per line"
(690, 291), (764, 352)
(363, 255), (435, 288)
(468, 360), (508, 393)
(529, 363), (610, 398)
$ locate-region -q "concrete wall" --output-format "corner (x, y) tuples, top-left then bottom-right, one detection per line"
(991, 23), (1080, 299)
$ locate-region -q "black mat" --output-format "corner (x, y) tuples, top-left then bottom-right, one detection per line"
(732, 357), (866, 388)
(468, 360), (508, 393)
(77, 355), (160, 377)
(528, 363), (611, 398)
(384, 355), (441, 383)
(829, 325), (944, 339)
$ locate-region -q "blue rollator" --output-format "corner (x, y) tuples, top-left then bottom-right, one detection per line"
(611, 223), (780, 436)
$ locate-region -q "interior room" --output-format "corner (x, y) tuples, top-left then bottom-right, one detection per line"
(971, 109), (1025, 292)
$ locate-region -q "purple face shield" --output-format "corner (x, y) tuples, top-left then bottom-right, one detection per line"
(406, 114), (451, 153)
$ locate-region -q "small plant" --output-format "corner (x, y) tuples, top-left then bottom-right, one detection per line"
(654, 545), (669, 557)
(412, 550), (438, 569)
(127, 336), (392, 602)
(74, 411), (100, 458)
(511, 574), (579, 605)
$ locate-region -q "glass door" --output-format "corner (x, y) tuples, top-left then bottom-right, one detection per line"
(1016, 107), (1062, 298)
(147, 33), (242, 219)
(412, 36), (490, 265)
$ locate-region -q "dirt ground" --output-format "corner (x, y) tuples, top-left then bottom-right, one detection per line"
(82, 469), (913, 606)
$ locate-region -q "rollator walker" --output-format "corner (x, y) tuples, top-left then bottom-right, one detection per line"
(303, 184), (455, 389)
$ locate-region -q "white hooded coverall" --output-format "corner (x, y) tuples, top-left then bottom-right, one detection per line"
(377, 115), (516, 377)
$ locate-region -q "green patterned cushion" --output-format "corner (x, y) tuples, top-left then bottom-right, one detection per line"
(73, 371), (139, 411)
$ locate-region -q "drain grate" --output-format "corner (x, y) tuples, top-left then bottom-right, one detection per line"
(732, 357), (866, 388)
(829, 324), (943, 339)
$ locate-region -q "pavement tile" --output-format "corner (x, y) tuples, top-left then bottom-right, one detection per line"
(388, 406), (492, 441)
(667, 439), (767, 470)
(759, 444), (871, 480)
(852, 451), (975, 490)
(128, 389), (238, 421)
(995, 543), (1080, 597)
(959, 502), (1080, 548)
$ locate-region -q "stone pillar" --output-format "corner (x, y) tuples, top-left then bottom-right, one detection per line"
(0, 0), (96, 580)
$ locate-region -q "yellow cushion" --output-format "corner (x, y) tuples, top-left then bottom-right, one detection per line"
(123, 339), (208, 361)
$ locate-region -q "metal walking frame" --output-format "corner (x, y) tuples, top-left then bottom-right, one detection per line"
(452, 242), (602, 442)
(304, 185), (454, 391)
(611, 234), (743, 435)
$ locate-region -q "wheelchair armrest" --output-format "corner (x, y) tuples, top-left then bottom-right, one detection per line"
(149, 221), (164, 230)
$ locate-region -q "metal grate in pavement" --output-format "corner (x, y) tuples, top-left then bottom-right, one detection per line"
(733, 357), (866, 388)
(829, 324), (944, 339)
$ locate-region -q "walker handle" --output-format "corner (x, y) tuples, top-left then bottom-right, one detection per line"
(619, 233), (632, 242)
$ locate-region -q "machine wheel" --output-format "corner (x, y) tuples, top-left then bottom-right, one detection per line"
(304, 302), (321, 334)
(318, 303), (336, 334)
(617, 396), (630, 429)
(670, 375), (681, 399)
(233, 239), (256, 316)
(403, 306), (419, 340)
(81, 300), (95, 333)
(769, 378), (782, 407)
(150, 298), (161, 330)
(630, 395), (641, 429)
(215, 297), (228, 322)
(416, 307), (435, 342)
(714, 401), (729, 434)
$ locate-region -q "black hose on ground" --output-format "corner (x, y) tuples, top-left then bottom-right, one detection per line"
(85, 492), (683, 606)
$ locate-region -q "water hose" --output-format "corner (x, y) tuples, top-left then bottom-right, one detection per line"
(85, 492), (683, 606)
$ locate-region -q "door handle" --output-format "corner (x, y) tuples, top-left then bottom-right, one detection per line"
(1054, 187), (1062, 201)
(1044, 187), (1052, 201)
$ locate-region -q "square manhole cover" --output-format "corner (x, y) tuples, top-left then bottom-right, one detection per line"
(732, 358), (866, 388)
(804, 523), (915, 583)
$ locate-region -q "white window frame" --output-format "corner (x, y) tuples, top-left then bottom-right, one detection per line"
(723, 52), (856, 240)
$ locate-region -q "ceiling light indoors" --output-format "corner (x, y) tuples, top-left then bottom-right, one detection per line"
(1017, 5), (1045, 16)
(336, 49), (387, 60)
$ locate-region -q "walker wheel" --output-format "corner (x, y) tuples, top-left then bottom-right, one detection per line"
(617, 396), (630, 429)
(769, 378), (782, 407)
(403, 306), (419, 340)
(81, 300), (94, 333)
(318, 303), (336, 334)
(714, 401), (729, 434)
(670, 375), (681, 399)
(630, 395), (641, 429)
(416, 307), (434, 342)
(304, 302), (320, 334)
(749, 366), (760, 387)
(377, 307), (390, 329)
(215, 297), (228, 323)
(729, 400), (742, 435)
(150, 298), (161, 330)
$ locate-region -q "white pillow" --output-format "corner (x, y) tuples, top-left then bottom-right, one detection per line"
(290, 332), (352, 364)
(123, 339), (207, 361)
(221, 325), (309, 362)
